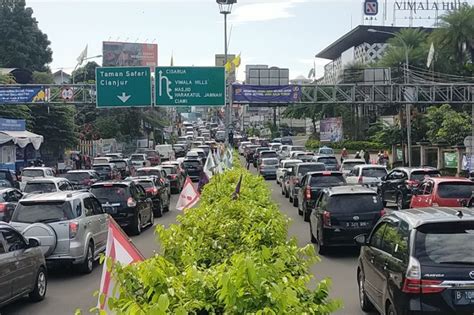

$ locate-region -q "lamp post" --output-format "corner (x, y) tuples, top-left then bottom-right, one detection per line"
(368, 28), (412, 167)
(217, 0), (236, 144)
(72, 55), (102, 84)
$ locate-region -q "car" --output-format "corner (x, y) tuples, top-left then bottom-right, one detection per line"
(90, 181), (153, 235)
(257, 150), (279, 167)
(259, 158), (279, 180)
(310, 185), (384, 255)
(355, 207), (474, 315)
(162, 160), (187, 178)
(160, 164), (184, 193)
(23, 177), (74, 196)
(104, 153), (123, 159)
(238, 141), (251, 155)
(281, 145), (305, 159)
(190, 148), (206, 165)
(379, 167), (441, 210)
(244, 145), (259, 162)
(92, 163), (121, 181)
(110, 159), (134, 178)
(271, 138), (282, 144)
(129, 176), (170, 217)
(252, 147), (269, 167)
(410, 177), (474, 208)
(10, 191), (109, 273)
(289, 150), (306, 159)
(215, 130), (225, 142)
(297, 171), (346, 222)
(0, 188), (23, 222)
(197, 145), (211, 157)
(191, 141), (203, 149)
(182, 158), (203, 181)
(313, 155), (339, 171)
(130, 153), (151, 168)
(276, 159), (302, 186)
(340, 159), (366, 175)
(155, 144), (174, 161)
(281, 137), (293, 145)
(135, 167), (169, 184)
(145, 150), (161, 166)
(345, 165), (388, 188)
(269, 143), (282, 152)
(20, 167), (55, 190)
(289, 162), (327, 207)
(64, 170), (100, 189)
(0, 222), (47, 308)
(317, 146), (335, 156)
(0, 169), (20, 188)
(92, 157), (112, 165)
(293, 152), (316, 162)
(172, 144), (187, 158)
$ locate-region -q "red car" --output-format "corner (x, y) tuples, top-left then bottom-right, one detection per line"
(410, 177), (474, 208)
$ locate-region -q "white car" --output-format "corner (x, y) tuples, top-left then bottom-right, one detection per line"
(340, 159), (366, 175)
(276, 159), (302, 185)
(92, 157), (111, 165)
(239, 141), (251, 155)
(23, 177), (74, 196)
(269, 142), (282, 152)
(155, 144), (174, 161)
(345, 165), (388, 188)
(130, 153), (150, 168)
(20, 167), (56, 190)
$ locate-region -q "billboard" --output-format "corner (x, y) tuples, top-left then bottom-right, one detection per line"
(320, 117), (343, 142)
(232, 85), (301, 103)
(102, 42), (158, 67)
(0, 86), (47, 104)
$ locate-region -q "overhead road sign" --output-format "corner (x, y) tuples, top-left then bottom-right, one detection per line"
(155, 67), (225, 106)
(232, 85), (301, 104)
(95, 67), (152, 108)
(0, 86), (47, 104)
(364, 0), (378, 15)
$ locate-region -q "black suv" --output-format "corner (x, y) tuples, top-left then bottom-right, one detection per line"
(379, 167), (441, 210)
(129, 176), (170, 217)
(289, 162), (326, 207)
(182, 158), (203, 182)
(90, 181), (154, 235)
(356, 207), (474, 315)
(297, 171), (346, 222)
(310, 185), (384, 255)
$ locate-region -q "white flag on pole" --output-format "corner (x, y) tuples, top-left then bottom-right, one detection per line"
(204, 153), (216, 179)
(426, 42), (435, 68)
(77, 45), (88, 66)
(176, 177), (200, 211)
(98, 218), (144, 311)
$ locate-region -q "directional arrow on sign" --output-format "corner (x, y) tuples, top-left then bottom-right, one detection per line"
(117, 92), (131, 103)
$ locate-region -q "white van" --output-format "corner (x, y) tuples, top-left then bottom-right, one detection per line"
(155, 144), (174, 161)
(93, 157), (111, 165)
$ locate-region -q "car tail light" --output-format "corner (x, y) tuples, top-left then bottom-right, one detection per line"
(401, 257), (445, 294)
(169, 174), (177, 179)
(0, 203), (6, 213)
(322, 211), (331, 227)
(127, 197), (137, 207)
(146, 187), (158, 195)
(406, 180), (419, 187)
(358, 176), (363, 184)
(305, 186), (311, 200)
(69, 221), (79, 239)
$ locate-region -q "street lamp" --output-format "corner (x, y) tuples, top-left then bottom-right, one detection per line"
(72, 55), (103, 84)
(368, 28), (412, 167)
(217, 0), (236, 144)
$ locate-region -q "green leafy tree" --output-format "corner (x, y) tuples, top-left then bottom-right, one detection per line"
(0, 0), (52, 71)
(425, 104), (470, 145)
(31, 71), (54, 84)
(71, 61), (99, 84)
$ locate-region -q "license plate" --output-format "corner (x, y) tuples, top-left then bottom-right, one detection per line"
(454, 290), (474, 305)
(345, 221), (370, 228)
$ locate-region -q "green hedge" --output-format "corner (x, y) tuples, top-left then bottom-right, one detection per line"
(102, 154), (341, 314)
(306, 139), (387, 152)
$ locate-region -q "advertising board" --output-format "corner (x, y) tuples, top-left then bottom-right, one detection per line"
(102, 42), (158, 67)
(320, 117), (343, 142)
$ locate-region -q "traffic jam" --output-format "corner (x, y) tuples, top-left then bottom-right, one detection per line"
(241, 138), (474, 315)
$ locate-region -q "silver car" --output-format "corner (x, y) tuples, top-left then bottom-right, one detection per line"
(10, 191), (109, 273)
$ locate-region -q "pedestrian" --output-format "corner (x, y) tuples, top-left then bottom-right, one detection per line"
(340, 147), (348, 163)
(197, 170), (209, 194)
(246, 152), (252, 170)
(363, 150), (370, 164)
(377, 150), (384, 165)
(383, 151), (390, 167)
(354, 151), (361, 159)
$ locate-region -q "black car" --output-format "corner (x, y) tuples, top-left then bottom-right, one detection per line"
(90, 181), (154, 235)
(0, 188), (23, 222)
(356, 207), (474, 315)
(297, 171), (346, 222)
(313, 155), (339, 171)
(182, 159), (203, 182)
(173, 144), (187, 158)
(160, 164), (184, 194)
(289, 162), (326, 207)
(110, 159), (134, 178)
(92, 163), (120, 181)
(129, 176), (170, 217)
(379, 167), (441, 210)
(310, 185), (385, 255)
(281, 136), (293, 145)
(64, 170), (100, 189)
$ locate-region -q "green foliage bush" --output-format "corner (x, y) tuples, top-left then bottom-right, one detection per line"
(103, 155), (341, 314)
(306, 139), (386, 152)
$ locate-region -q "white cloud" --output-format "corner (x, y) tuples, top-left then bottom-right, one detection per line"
(230, 0), (308, 24)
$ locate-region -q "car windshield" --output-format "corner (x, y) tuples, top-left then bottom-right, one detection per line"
(137, 181), (154, 189)
(13, 201), (75, 223)
(362, 168), (387, 178)
(310, 174), (345, 187)
(184, 161), (201, 168)
(93, 166), (111, 172)
(131, 155), (145, 161)
(91, 185), (131, 203)
(93, 158), (109, 164)
(136, 169), (161, 177)
(415, 222), (474, 265)
(342, 161), (365, 170)
(64, 173), (89, 181)
(411, 170), (441, 181)
(437, 182), (474, 199)
(298, 164), (326, 175)
(319, 148), (334, 155)
(261, 152), (278, 158)
(22, 169), (44, 177)
(328, 194), (382, 214)
(161, 167), (174, 175)
(318, 157), (338, 165)
(262, 159), (278, 166)
(111, 161), (127, 168)
(24, 182), (56, 193)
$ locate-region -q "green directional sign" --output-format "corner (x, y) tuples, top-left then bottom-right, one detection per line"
(96, 67), (152, 108)
(155, 67), (225, 106)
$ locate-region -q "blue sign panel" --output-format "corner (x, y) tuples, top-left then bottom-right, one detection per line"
(0, 86), (47, 104)
(0, 118), (26, 131)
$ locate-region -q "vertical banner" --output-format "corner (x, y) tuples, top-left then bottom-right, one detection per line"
(320, 117), (343, 142)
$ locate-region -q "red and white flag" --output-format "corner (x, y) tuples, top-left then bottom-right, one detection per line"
(98, 218), (144, 311)
(176, 176), (200, 211)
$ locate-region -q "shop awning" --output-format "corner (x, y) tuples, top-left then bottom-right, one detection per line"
(0, 131), (43, 150)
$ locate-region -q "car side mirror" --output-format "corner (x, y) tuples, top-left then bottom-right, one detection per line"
(27, 237), (41, 248)
(354, 234), (368, 246)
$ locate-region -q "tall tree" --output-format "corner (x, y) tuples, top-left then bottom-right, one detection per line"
(71, 61), (99, 83)
(0, 0), (52, 71)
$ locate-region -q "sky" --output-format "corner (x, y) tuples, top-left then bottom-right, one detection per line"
(26, 0), (455, 81)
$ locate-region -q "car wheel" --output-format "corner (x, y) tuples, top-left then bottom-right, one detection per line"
(309, 221), (317, 243)
(285, 188), (289, 198)
(303, 205), (310, 222)
(155, 201), (163, 217)
(298, 202), (303, 216)
(164, 197), (170, 212)
(80, 241), (94, 274)
(281, 185), (285, 195)
(149, 208), (154, 226)
(29, 267), (47, 302)
(289, 194), (293, 203)
(387, 302), (396, 315)
(396, 193), (406, 210)
(292, 197), (298, 207)
(358, 270), (375, 312)
(131, 214), (142, 235)
(317, 232), (327, 255)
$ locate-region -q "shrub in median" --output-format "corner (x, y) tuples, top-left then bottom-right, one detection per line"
(104, 160), (341, 314)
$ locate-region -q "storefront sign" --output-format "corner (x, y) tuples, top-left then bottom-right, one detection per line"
(394, 1), (469, 12)
(0, 118), (26, 131)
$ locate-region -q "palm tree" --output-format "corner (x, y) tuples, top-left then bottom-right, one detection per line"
(430, 5), (474, 66)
